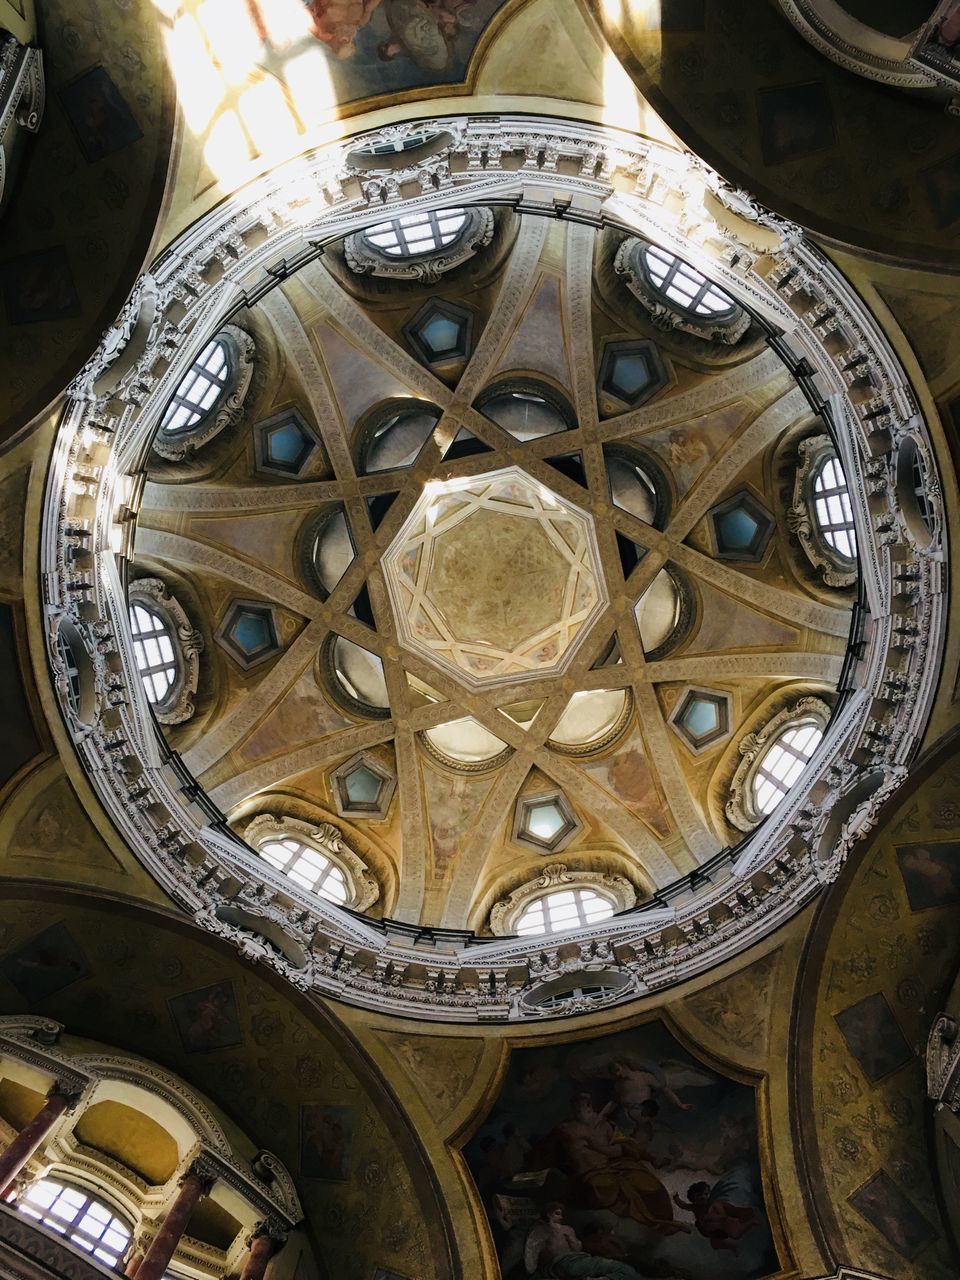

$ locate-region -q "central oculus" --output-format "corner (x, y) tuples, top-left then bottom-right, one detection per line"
(382, 466), (608, 688)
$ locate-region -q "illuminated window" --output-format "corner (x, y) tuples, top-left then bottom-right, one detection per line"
(515, 888), (615, 937)
(361, 208), (468, 258)
(258, 836), (349, 905)
(811, 452), (857, 561)
(352, 129), (442, 158)
(751, 721), (824, 816)
(912, 447), (935, 534)
(129, 602), (179, 706)
(640, 244), (737, 318)
(159, 338), (230, 434)
(19, 1178), (131, 1270)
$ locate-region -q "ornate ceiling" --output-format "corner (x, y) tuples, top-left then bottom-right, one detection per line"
(130, 207), (849, 933)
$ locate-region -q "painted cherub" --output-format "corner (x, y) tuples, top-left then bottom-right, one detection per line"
(672, 1179), (759, 1253)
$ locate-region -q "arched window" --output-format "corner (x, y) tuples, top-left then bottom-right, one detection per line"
(246, 815), (380, 912)
(476, 381), (574, 442)
(811, 451), (857, 561)
(639, 244), (737, 318)
(751, 721), (824, 816)
(361, 208), (468, 258)
(127, 580), (202, 724)
(911, 446), (936, 535)
(18, 1177), (131, 1269)
(129, 601), (178, 705)
(55, 626), (83, 716)
(258, 835), (349, 904)
(153, 326), (254, 462)
(160, 338), (231, 434)
(515, 887), (616, 937)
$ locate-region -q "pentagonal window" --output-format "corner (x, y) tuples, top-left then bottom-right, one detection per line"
(752, 720), (824, 816)
(361, 208), (468, 258)
(404, 300), (473, 367)
(216, 601), (280, 669)
(598, 339), (667, 410)
(515, 887), (615, 937)
(19, 1178), (132, 1270)
(357, 400), (442, 474)
(476, 380), (574, 442)
(332, 752), (396, 820)
(811, 451), (857, 562)
(670, 686), (732, 754)
(710, 491), (774, 561)
(514, 791), (580, 853)
(255, 410), (321, 477)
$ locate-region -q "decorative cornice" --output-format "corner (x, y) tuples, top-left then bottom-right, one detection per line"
(39, 114), (947, 1024)
(927, 1012), (960, 1113)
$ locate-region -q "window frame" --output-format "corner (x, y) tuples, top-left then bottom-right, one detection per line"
(726, 697), (832, 832)
(153, 325), (255, 462)
(790, 434), (859, 588)
(244, 814), (380, 912)
(17, 1175), (133, 1270)
(615, 237), (751, 345)
(344, 206), (494, 282)
(489, 863), (636, 937)
(127, 578), (203, 725)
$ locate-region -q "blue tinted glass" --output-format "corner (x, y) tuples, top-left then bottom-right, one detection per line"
(268, 422), (308, 465)
(683, 698), (719, 737)
(611, 353), (652, 396)
(420, 315), (461, 354)
(345, 765), (381, 804)
(717, 507), (759, 550)
(232, 611), (271, 654)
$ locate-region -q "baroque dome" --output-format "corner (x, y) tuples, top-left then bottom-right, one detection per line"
(42, 117), (944, 1023)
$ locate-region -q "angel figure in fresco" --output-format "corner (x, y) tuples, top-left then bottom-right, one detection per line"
(672, 1179), (759, 1253)
(523, 1203), (655, 1280)
(377, 0), (480, 71)
(303, 0), (385, 58)
(575, 1057), (715, 1133)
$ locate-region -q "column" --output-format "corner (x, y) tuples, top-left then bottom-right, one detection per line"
(0, 1085), (77, 1196)
(240, 1223), (287, 1280)
(135, 1164), (213, 1280)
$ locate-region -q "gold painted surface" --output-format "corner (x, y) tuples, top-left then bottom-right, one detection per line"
(384, 468), (606, 687)
(0, 1079), (45, 1130)
(73, 1100), (179, 1187)
(801, 747), (960, 1279)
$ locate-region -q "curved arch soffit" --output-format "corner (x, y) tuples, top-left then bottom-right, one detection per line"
(42, 114), (947, 1024)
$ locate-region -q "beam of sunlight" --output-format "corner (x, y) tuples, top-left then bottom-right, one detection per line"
(165, 13), (225, 134)
(239, 79), (300, 153)
(205, 109), (255, 187)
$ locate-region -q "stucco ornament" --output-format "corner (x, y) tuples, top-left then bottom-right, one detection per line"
(614, 236), (751, 345)
(151, 324), (256, 462)
(344, 204), (494, 282)
(927, 1013), (960, 1113)
(40, 114), (946, 1023)
(788, 434), (859, 588)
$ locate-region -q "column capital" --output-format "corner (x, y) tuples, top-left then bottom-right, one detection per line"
(183, 1154), (218, 1193)
(246, 1218), (288, 1251)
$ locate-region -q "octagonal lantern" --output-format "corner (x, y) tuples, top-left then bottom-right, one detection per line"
(382, 467), (608, 689)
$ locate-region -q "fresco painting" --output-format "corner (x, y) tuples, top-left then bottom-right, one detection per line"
(895, 839), (960, 911)
(834, 992), (915, 1084)
(0, 923), (89, 1002)
(58, 67), (142, 164)
(168, 979), (243, 1052)
(300, 1102), (354, 1180)
(197, 0), (512, 112)
(463, 1020), (777, 1280)
(848, 1170), (938, 1260)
